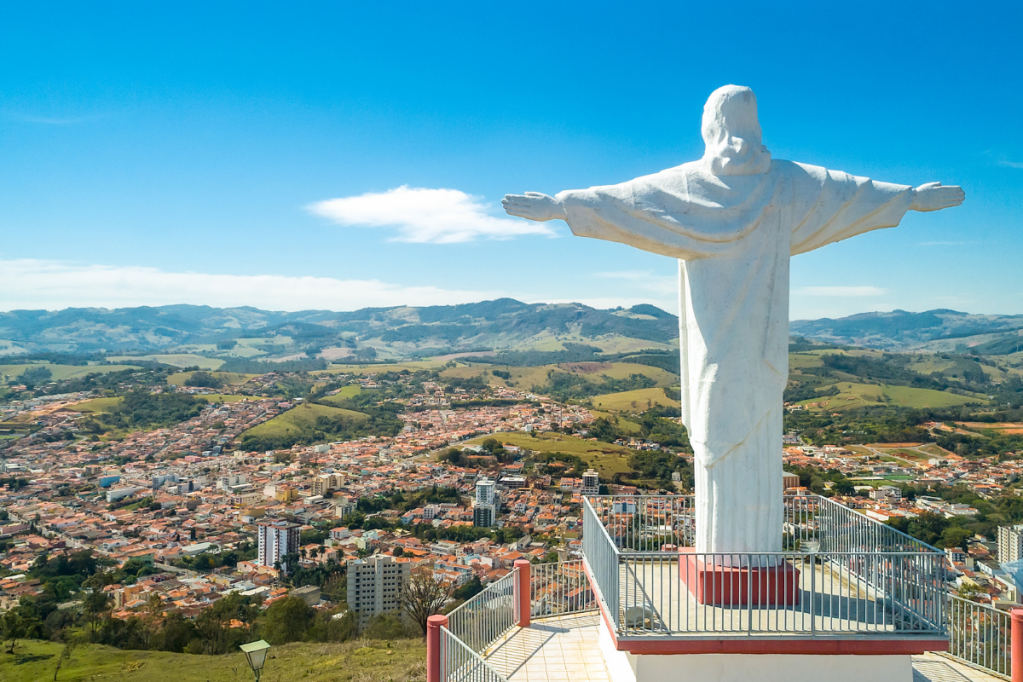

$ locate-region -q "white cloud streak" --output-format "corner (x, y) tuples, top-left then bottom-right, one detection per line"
(594, 270), (677, 296)
(0, 259), (506, 312)
(308, 186), (554, 243)
(793, 286), (887, 297)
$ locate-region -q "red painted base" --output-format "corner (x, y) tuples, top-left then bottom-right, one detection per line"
(679, 549), (800, 606)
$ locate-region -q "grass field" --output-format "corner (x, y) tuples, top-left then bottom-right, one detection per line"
(318, 386), (364, 406)
(166, 371), (259, 387)
(73, 397), (124, 413)
(107, 354), (225, 370)
(466, 431), (636, 479)
(881, 385), (986, 408)
(797, 382), (985, 412)
(242, 402), (368, 441)
(0, 363), (142, 383)
(0, 638), (425, 682)
(591, 387), (681, 412)
(71, 394), (247, 414)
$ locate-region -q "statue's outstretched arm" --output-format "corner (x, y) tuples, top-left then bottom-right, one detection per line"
(909, 182), (965, 212)
(502, 192), (567, 222)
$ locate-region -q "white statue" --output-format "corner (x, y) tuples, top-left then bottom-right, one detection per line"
(504, 85), (963, 556)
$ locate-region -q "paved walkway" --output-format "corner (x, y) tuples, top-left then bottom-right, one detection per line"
(484, 613), (1007, 682)
(913, 653), (1006, 682)
(487, 613), (611, 682)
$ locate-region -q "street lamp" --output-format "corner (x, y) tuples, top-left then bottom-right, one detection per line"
(239, 639), (271, 681)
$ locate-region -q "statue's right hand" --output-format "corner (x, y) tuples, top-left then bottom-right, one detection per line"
(502, 192), (567, 222)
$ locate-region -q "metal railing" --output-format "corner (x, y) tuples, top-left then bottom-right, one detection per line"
(582, 496), (621, 631)
(445, 569), (518, 656)
(530, 559), (596, 619)
(946, 594), (1011, 678)
(583, 494), (947, 639)
(440, 626), (509, 682)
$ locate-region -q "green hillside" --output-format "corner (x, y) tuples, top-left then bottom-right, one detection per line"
(0, 638), (424, 682)
(242, 402), (368, 441)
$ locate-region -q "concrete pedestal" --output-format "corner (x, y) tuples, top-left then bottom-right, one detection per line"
(597, 624), (913, 682)
(679, 548), (800, 606)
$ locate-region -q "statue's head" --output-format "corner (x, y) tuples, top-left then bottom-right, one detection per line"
(701, 85), (771, 176)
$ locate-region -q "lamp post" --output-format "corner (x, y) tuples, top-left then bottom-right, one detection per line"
(239, 639), (271, 681)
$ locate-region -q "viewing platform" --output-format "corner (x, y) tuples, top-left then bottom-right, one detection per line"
(486, 612), (1002, 682)
(428, 495), (1016, 682)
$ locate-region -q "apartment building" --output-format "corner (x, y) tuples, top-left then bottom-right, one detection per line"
(257, 519), (301, 572)
(474, 475), (498, 527)
(999, 524), (1023, 563)
(347, 554), (411, 624)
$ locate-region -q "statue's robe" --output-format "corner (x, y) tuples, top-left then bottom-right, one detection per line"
(557, 160), (913, 555)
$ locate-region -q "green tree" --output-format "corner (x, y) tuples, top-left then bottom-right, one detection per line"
(260, 596), (315, 644)
(401, 567), (451, 638)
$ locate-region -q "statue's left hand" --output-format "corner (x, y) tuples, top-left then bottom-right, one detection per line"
(910, 182), (965, 212)
(502, 192), (568, 222)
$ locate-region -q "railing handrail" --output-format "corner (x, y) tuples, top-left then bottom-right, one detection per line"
(583, 496), (622, 559)
(440, 625), (509, 682)
(445, 567), (517, 623)
(616, 549), (943, 557)
(945, 592), (1012, 678)
(948, 592), (1006, 615)
(816, 495), (942, 554)
(585, 492), (945, 556)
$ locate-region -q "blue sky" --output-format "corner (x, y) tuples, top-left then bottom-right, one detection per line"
(0, 1), (1020, 320)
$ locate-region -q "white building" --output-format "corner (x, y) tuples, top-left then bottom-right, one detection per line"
(257, 519), (301, 572)
(347, 555), (411, 625)
(582, 469), (600, 496)
(474, 476), (498, 527)
(999, 525), (1023, 563)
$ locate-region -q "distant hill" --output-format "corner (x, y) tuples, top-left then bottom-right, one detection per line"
(4, 302), (1023, 360)
(791, 310), (1023, 354)
(0, 299), (679, 359)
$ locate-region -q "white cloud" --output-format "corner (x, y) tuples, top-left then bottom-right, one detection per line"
(594, 270), (677, 296)
(0, 259), (506, 312)
(308, 186), (554, 243)
(793, 286), (887, 297)
(998, 158), (1023, 170)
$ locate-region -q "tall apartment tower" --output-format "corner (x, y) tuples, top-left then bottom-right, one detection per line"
(257, 519), (301, 572)
(999, 525), (1023, 563)
(582, 469), (600, 496)
(347, 554), (411, 624)
(474, 476), (498, 527)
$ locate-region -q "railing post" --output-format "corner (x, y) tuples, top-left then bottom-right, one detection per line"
(1012, 609), (1023, 682)
(514, 559), (531, 627)
(427, 614), (448, 682)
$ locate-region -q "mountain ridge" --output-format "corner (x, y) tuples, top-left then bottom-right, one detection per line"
(2, 302), (1022, 358)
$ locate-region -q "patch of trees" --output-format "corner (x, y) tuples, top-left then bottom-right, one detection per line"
(783, 464), (855, 496)
(784, 382), (839, 403)
(536, 371), (656, 402)
(886, 512), (974, 551)
(34, 367), (175, 397)
(585, 408), (692, 452)
(785, 407), (935, 446)
(218, 357), (327, 373)
(627, 450), (692, 490)
(184, 371), (224, 388)
(463, 344), (602, 367)
(82, 390), (207, 432)
(17, 365), (52, 387)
